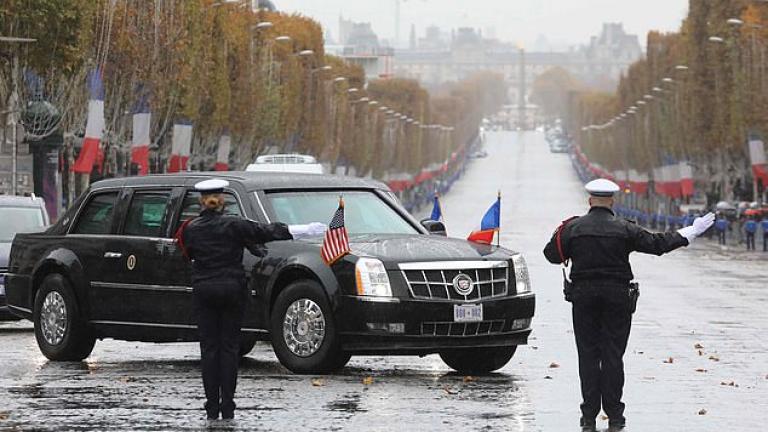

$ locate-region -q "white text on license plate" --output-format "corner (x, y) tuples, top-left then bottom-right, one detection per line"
(454, 304), (483, 322)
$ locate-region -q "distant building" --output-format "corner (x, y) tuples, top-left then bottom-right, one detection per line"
(330, 17), (394, 80)
(395, 23), (642, 97)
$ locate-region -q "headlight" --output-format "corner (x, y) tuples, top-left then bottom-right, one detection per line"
(512, 254), (531, 294)
(0, 274), (5, 296)
(355, 258), (393, 298)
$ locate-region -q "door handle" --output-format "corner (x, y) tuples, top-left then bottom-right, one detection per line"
(104, 252), (123, 259)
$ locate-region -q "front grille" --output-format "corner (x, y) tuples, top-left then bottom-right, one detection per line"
(421, 320), (506, 336)
(399, 261), (511, 301)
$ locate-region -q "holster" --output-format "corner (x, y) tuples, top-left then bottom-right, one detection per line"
(628, 282), (640, 314)
(562, 268), (574, 302)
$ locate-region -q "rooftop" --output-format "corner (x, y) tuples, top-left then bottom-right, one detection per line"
(91, 172), (388, 192)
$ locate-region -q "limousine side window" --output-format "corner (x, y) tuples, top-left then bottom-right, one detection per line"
(71, 192), (119, 235)
(174, 192), (243, 232)
(124, 191), (171, 238)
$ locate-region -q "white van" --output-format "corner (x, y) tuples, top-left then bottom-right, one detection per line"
(245, 154), (324, 175)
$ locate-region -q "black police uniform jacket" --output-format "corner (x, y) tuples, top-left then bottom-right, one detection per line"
(180, 209), (293, 286)
(543, 207), (689, 283)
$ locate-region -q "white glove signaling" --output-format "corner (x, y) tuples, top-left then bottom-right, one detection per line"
(288, 222), (328, 239)
(677, 212), (715, 244)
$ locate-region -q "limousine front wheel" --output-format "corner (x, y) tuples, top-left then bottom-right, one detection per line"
(33, 274), (96, 361)
(270, 280), (346, 374)
(440, 346), (517, 374)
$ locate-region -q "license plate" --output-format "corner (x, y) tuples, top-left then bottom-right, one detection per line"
(454, 304), (483, 322)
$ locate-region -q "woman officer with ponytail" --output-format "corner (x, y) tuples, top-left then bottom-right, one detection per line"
(176, 179), (294, 421)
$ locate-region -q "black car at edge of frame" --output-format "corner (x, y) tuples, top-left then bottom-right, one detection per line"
(4, 172), (535, 374)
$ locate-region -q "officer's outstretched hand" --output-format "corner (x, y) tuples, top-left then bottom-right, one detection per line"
(678, 212), (715, 244)
(693, 213), (715, 235)
(288, 222), (328, 239)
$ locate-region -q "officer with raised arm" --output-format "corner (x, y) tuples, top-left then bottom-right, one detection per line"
(543, 179), (715, 431)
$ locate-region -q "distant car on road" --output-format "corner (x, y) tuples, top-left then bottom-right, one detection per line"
(5, 172), (535, 374)
(549, 139), (570, 153)
(246, 154), (324, 175)
(1, 195), (50, 321)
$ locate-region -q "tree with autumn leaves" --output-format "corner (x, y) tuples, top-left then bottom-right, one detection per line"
(2, 0), (505, 206)
(563, 0), (768, 203)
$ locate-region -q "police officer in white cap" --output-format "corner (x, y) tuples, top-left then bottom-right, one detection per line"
(544, 178), (714, 431)
(175, 179), (306, 420)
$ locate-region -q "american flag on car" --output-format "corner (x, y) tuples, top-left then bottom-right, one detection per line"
(321, 198), (350, 265)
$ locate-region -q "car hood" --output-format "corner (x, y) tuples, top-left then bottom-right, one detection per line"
(297, 234), (516, 266)
(0, 242), (9, 269)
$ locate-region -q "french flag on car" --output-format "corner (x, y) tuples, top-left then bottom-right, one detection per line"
(467, 192), (501, 245)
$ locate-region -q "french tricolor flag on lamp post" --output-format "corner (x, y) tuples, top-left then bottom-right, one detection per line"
(168, 121), (192, 173)
(215, 134), (231, 171)
(73, 69), (104, 174)
(467, 192), (501, 245)
(131, 88), (151, 175)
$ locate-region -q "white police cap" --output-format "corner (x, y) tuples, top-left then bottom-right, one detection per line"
(585, 178), (620, 197)
(194, 179), (229, 194)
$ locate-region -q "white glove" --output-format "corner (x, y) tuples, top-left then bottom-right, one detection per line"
(677, 212), (715, 244)
(288, 222), (328, 239)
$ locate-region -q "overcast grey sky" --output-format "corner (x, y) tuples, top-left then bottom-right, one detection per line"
(276, 0), (689, 49)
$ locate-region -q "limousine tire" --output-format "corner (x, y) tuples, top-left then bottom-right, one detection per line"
(33, 274), (96, 361)
(440, 345), (517, 374)
(270, 280), (342, 374)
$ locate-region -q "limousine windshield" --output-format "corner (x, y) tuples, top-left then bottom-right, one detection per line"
(267, 190), (419, 235)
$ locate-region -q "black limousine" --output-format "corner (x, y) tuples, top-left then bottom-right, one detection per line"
(5, 172), (535, 374)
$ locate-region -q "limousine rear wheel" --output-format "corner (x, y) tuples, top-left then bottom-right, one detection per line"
(440, 345), (517, 374)
(33, 274), (96, 361)
(270, 280), (344, 374)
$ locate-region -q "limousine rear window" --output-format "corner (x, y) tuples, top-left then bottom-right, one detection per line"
(267, 191), (418, 235)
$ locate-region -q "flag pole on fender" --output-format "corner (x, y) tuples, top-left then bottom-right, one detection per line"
(496, 190), (501, 248)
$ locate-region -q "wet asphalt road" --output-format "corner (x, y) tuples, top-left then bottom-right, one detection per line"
(1, 131), (767, 431)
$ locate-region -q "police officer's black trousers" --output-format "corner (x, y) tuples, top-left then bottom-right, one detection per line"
(572, 286), (632, 423)
(193, 282), (246, 418)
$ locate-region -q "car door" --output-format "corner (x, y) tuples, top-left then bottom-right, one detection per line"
(68, 190), (122, 315)
(91, 188), (182, 326)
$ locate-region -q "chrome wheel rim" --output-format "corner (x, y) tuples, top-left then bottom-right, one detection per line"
(41, 291), (67, 346)
(282, 299), (326, 357)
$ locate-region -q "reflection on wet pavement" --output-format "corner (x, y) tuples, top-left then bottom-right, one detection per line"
(0, 132), (765, 431)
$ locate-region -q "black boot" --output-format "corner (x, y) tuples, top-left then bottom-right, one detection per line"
(608, 417), (626, 431)
(580, 417), (597, 431)
(205, 401), (220, 420)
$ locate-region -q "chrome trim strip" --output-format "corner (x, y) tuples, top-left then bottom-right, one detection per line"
(252, 192), (271, 223)
(88, 319), (268, 334)
(7, 305), (32, 314)
(91, 282), (193, 293)
(348, 295), (400, 303)
(398, 261), (508, 270)
(89, 320), (197, 329)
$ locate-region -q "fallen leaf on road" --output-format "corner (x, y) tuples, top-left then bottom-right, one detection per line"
(698, 350), (704, 356)
(698, 409), (707, 415)
(720, 381), (737, 387)
(0, 412), (8, 421)
(600, 415), (609, 421)
(531, 346), (539, 350)
(695, 368), (707, 373)
(362, 376), (374, 386)
(663, 357), (674, 364)
(443, 385), (457, 395)
(544, 375), (553, 380)
(708, 355), (720, 362)
(463, 376), (476, 383)
(694, 343), (704, 349)
(549, 362), (560, 368)
(311, 378), (325, 387)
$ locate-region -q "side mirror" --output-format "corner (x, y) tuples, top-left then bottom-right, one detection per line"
(420, 219), (447, 236)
